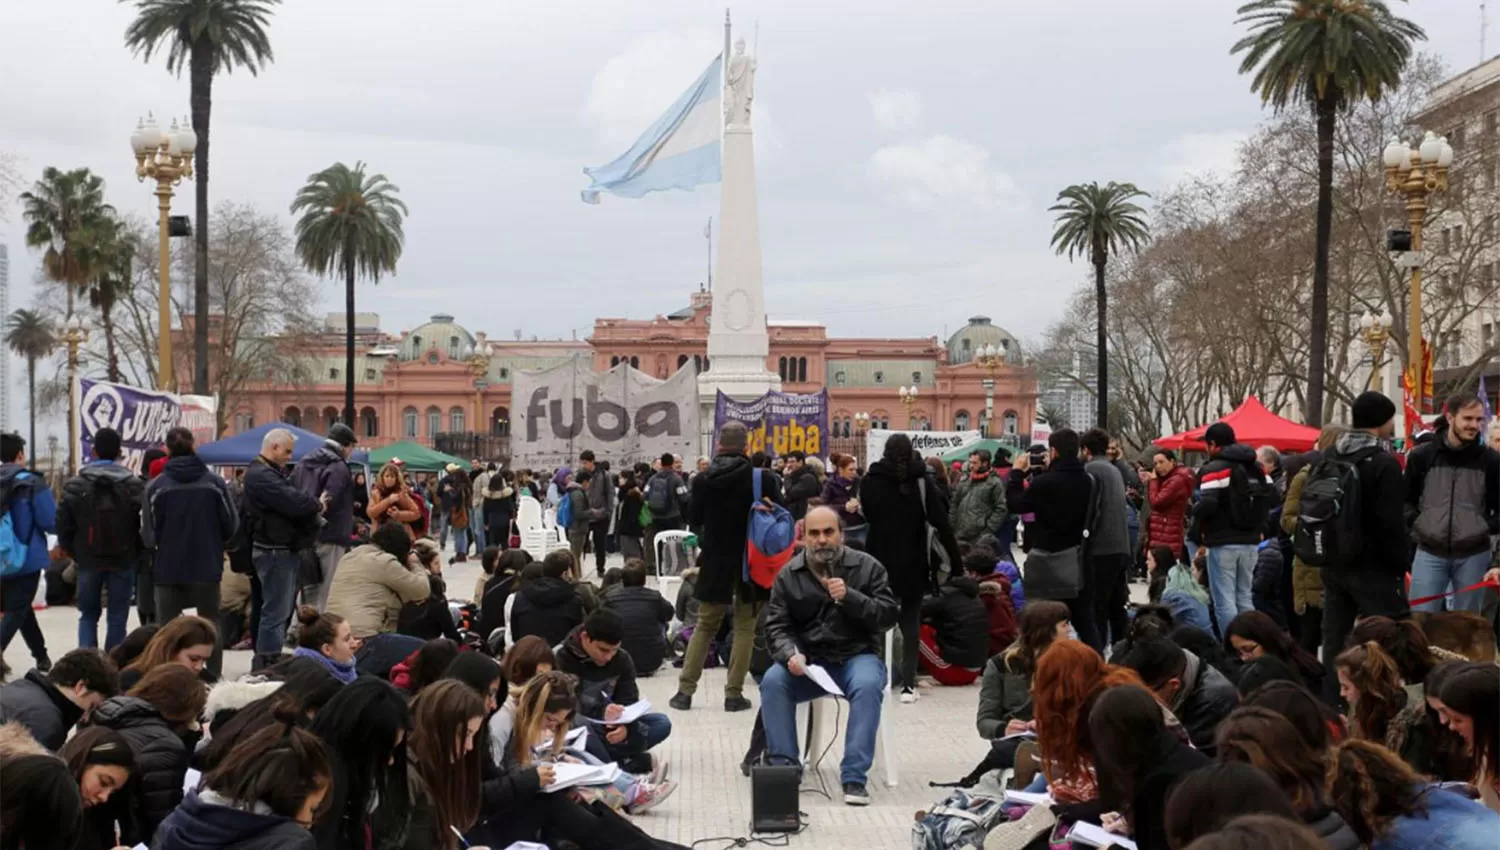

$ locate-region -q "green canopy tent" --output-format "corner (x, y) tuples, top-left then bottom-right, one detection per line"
(939, 438), (1017, 464)
(367, 441), (469, 472)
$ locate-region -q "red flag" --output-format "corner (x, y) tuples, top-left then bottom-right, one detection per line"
(1420, 338), (1435, 413)
(1401, 371), (1422, 442)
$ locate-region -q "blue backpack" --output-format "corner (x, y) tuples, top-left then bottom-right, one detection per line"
(556, 490), (574, 529)
(745, 470), (796, 588)
(0, 471), (37, 578)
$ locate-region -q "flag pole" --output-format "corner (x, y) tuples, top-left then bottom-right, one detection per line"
(706, 217), (713, 290)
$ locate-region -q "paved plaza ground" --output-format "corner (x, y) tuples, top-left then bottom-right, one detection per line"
(2, 550), (1065, 849)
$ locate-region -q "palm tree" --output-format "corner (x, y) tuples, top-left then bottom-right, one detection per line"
(1232, 0), (1424, 424)
(290, 161), (408, 424)
(81, 217), (133, 383)
(5, 310), (56, 457)
(20, 167), (115, 319)
(1049, 182), (1151, 429)
(122, 0), (279, 396)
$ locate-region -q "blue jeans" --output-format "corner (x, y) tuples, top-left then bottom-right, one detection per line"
(76, 567), (135, 650)
(254, 548), (301, 658)
(760, 653), (886, 786)
(1410, 548), (1493, 614)
(469, 508), (485, 551)
(1206, 544), (1256, 635)
(451, 526), (470, 556)
(0, 570), (47, 660)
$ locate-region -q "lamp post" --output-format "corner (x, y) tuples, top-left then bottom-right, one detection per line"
(469, 342), (494, 437)
(1359, 309), (1392, 392)
(63, 316), (88, 475)
(131, 112), (196, 392)
(974, 342), (1005, 436)
(853, 411), (870, 466)
(1382, 132), (1452, 402)
(898, 385), (918, 429)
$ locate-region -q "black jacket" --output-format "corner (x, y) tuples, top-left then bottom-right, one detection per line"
(644, 469), (689, 521)
(1011, 457), (1092, 553)
(398, 575), (461, 643)
(920, 577), (990, 669)
(1124, 732), (1212, 850)
(57, 461), (147, 571)
(142, 454), (238, 585)
(782, 466), (821, 521)
(1252, 540), (1288, 628)
(1192, 444), (1264, 547)
(1328, 433), (1410, 577)
(291, 443), (354, 545)
(687, 453), (783, 605)
(859, 457), (962, 603)
(1169, 650), (1240, 756)
(1404, 435), (1500, 558)
(476, 573), (517, 646)
(0, 669), (84, 750)
(764, 547), (899, 665)
(509, 577), (585, 648)
(151, 790), (316, 850)
(90, 695), (191, 845)
(600, 585), (673, 674)
(243, 455), (321, 550)
(554, 626), (639, 721)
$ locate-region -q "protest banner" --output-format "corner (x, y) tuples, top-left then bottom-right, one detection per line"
(713, 389), (828, 458)
(510, 359), (699, 470)
(864, 428), (982, 462)
(76, 379), (184, 473)
(180, 394), (219, 448)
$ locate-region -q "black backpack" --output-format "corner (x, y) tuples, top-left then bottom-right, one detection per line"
(1293, 449), (1375, 567)
(77, 475), (138, 561)
(646, 472), (674, 515)
(1227, 463), (1277, 533)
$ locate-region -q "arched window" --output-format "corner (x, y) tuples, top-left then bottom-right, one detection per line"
(448, 336), (461, 359)
(411, 334), (422, 353)
(303, 408), (318, 428)
(693, 355), (704, 372)
(797, 357), (807, 382)
(656, 354), (667, 378)
(323, 407), (340, 431)
(842, 418), (853, 438)
(678, 354), (690, 369)
(426, 407), (441, 437)
(234, 412), (254, 432)
(282, 407), (302, 427)
(954, 410), (970, 431)
(360, 407), (378, 438)
(610, 355), (620, 367)
(630, 356), (639, 369)
(403, 407), (419, 438)
(778, 356), (787, 381)
(491, 407), (510, 437)
(449, 407), (466, 433)
(919, 417), (930, 431)
(1003, 410), (1019, 436)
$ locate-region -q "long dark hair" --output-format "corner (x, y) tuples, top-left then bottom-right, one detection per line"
(1335, 642), (1405, 742)
(1438, 662), (1499, 784)
(406, 639), (460, 695)
(1241, 680), (1342, 751)
(0, 754), (82, 850)
(1001, 600), (1070, 675)
(408, 681), (487, 850)
(204, 700), (332, 824)
(1224, 612), (1321, 686)
(1326, 740), (1430, 845)
(1215, 706), (1329, 818)
(59, 726), (135, 783)
(1347, 616), (1436, 685)
(1088, 684), (1170, 830)
(202, 659), (343, 773)
(310, 678), (411, 846)
(1424, 662), (1477, 782)
(1164, 762), (1299, 850)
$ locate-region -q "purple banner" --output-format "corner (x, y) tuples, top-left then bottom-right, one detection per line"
(713, 389), (829, 458)
(76, 379), (182, 473)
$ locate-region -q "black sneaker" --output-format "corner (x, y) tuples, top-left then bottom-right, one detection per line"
(668, 692), (692, 711)
(842, 782), (870, 806)
(724, 695), (753, 712)
(35, 655), (51, 674)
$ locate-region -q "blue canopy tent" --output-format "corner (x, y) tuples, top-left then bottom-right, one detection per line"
(197, 422), (370, 466)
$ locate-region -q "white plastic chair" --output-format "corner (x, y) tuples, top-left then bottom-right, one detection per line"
(516, 496), (543, 535)
(802, 628), (898, 788)
(652, 529), (693, 604)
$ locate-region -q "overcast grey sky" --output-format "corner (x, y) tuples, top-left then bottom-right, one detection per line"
(0, 0), (1487, 439)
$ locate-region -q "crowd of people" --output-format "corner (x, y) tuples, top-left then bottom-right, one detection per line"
(0, 386), (1495, 849)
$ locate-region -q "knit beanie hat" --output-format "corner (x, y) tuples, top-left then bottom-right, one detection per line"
(1204, 422), (1236, 448)
(1350, 391), (1396, 430)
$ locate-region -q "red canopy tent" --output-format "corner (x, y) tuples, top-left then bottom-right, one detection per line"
(1154, 395), (1321, 453)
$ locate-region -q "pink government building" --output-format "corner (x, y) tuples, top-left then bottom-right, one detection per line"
(229, 289), (1038, 462)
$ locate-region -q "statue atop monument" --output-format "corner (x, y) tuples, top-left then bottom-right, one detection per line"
(725, 38), (756, 127)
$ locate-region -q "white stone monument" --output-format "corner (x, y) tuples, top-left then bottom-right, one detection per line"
(699, 27), (781, 418)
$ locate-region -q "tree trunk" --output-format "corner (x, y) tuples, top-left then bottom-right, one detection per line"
(1093, 249), (1109, 429)
(102, 292), (121, 383)
(344, 255), (356, 426)
(191, 41), (213, 396)
(26, 358), (36, 464)
(1307, 97), (1336, 425)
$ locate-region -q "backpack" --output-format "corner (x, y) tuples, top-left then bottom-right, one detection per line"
(646, 472), (674, 515)
(76, 474), (138, 562)
(556, 490), (574, 529)
(0, 472), (37, 578)
(746, 470), (796, 589)
(1294, 449), (1375, 568)
(918, 477), (952, 577)
(910, 789), (1006, 850)
(1227, 463), (1277, 533)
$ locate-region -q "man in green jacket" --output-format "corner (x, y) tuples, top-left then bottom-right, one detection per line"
(951, 449), (1008, 543)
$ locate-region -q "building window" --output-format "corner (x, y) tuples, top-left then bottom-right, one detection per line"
(403, 407), (418, 438)
(1455, 224), (1464, 246)
(630, 356), (640, 369)
(412, 334), (422, 353)
(500, 367), (509, 379)
(426, 407), (441, 437)
(282, 407), (302, 427)
(912, 370), (922, 385)
(323, 407), (340, 431)
(693, 355), (704, 372)
(328, 368), (339, 380)
(954, 410), (970, 431)
(450, 407), (465, 433)
(678, 354), (690, 369)
(1450, 125), (1466, 149)
(1485, 214), (1496, 241)
(834, 370), (846, 386)
(1486, 111), (1498, 136)
(491, 407), (510, 437)
(448, 336), (461, 359)
(778, 356), (787, 381)
(234, 412), (254, 432)
(918, 417), (930, 431)
(1003, 410), (1019, 436)
(797, 357), (807, 382)
(873, 370), (884, 384)
(365, 368), (377, 381)
(610, 356), (620, 367)
(360, 407), (378, 438)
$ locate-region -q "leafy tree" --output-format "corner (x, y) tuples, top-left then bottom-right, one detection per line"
(291, 162), (407, 424)
(1049, 181), (1150, 429)
(1232, 0), (1424, 423)
(122, 0), (280, 395)
(79, 216), (133, 383)
(5, 309), (55, 457)
(20, 167), (115, 319)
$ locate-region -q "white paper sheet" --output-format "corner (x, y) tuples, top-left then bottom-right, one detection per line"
(997, 730), (1037, 742)
(580, 700), (652, 725)
(804, 664), (844, 696)
(540, 761), (622, 793)
(564, 726), (588, 748)
(183, 768), (202, 792)
(1069, 821), (1137, 850)
(1003, 789), (1053, 807)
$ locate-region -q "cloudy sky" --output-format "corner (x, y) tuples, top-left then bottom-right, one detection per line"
(0, 0), (1486, 437)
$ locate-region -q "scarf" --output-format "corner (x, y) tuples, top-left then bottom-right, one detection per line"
(969, 468), (992, 482)
(292, 646), (358, 684)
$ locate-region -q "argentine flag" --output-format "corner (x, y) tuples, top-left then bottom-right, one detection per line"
(581, 54), (723, 203)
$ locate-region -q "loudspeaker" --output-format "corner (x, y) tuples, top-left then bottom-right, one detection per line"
(750, 763), (801, 833)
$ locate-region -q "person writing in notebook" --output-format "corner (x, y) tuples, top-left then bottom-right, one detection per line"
(760, 506), (900, 807)
(553, 608), (673, 779)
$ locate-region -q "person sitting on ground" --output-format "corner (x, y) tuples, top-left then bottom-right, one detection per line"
(1417, 662), (1478, 785)
(308, 678), (411, 850)
(398, 538), (462, 644)
(1224, 611), (1324, 693)
(916, 554), (992, 686)
(476, 548), (530, 649)
(976, 601), (1070, 743)
(0, 741), (84, 850)
(292, 607), (359, 684)
(600, 560), (674, 676)
(1107, 603), (1176, 663)
(1436, 663), (1500, 813)
(554, 609), (674, 779)
(1328, 738), (1500, 850)
(119, 615), (218, 692)
(599, 567), (625, 598)
(324, 521), (432, 657)
(1214, 706), (1360, 849)
(1031, 639), (1148, 804)
(760, 505), (899, 807)
(509, 550), (586, 648)
(1169, 624), (1242, 687)
(1180, 814), (1343, 850)
(972, 534), (1025, 623)
(0, 648), (119, 751)
(491, 635), (555, 762)
(390, 638), (460, 696)
(960, 549), (1018, 659)
(108, 625), (159, 673)
(1089, 684), (1211, 850)
(1336, 642), (1429, 772)
(218, 568), (253, 651)
(569, 551), (602, 615)
(1164, 762), (1303, 849)
(403, 680), (488, 850)
(60, 725), (136, 849)
(1121, 636), (1240, 757)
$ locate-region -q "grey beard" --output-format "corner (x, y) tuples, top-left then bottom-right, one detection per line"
(806, 544), (843, 576)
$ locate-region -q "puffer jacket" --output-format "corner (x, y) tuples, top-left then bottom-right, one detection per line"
(0, 669), (86, 751)
(1165, 650), (1239, 756)
(89, 695), (190, 845)
(1281, 460), (1326, 612)
(1147, 464), (1194, 558)
(764, 547), (899, 665)
(975, 574), (1019, 656)
(600, 585), (674, 674)
(1405, 435), (1500, 558)
(950, 468), (1006, 542)
(152, 789), (316, 850)
(919, 576), (991, 669)
(1192, 444), (1265, 547)
(508, 576), (584, 647)
(322, 544), (432, 638)
(975, 652), (1032, 739)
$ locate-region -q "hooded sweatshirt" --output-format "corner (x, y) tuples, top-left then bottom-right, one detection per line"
(508, 576), (584, 647)
(554, 625), (640, 721)
(1328, 431), (1408, 576)
(152, 789), (315, 850)
(1193, 443), (1265, 547)
(142, 453), (238, 584)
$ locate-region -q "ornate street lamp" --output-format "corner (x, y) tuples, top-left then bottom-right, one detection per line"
(1359, 310), (1392, 392)
(974, 342), (1005, 436)
(1382, 132), (1452, 400)
(898, 385), (918, 429)
(63, 316), (88, 475)
(469, 342), (494, 435)
(131, 112), (196, 391)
